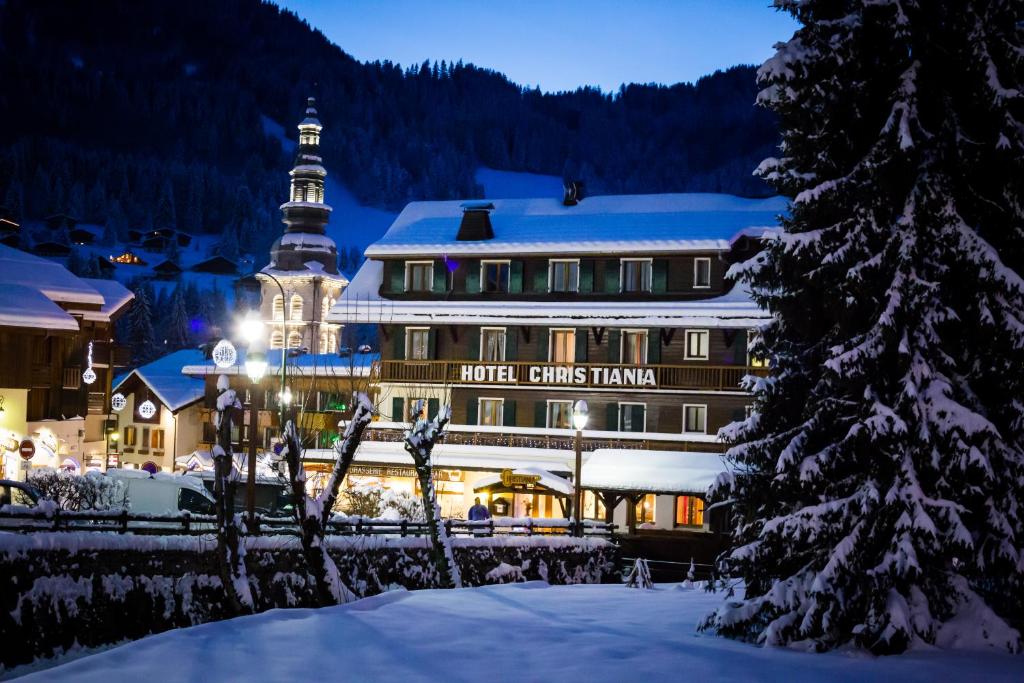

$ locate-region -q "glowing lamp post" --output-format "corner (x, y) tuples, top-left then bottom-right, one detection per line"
(572, 399), (589, 537)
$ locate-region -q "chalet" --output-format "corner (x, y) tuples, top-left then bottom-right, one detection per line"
(0, 245), (132, 476)
(190, 255), (237, 274)
(43, 213), (78, 231)
(69, 227), (96, 245)
(110, 250), (147, 266)
(327, 190), (785, 534)
(152, 260), (183, 279)
(31, 241), (72, 258)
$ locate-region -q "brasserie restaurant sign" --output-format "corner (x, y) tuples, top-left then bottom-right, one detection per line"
(459, 363), (657, 388)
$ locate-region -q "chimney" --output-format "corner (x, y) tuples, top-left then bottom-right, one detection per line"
(456, 201), (495, 241)
(563, 181), (585, 206)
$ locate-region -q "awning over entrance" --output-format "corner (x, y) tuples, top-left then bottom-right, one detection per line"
(581, 449), (727, 495)
(472, 467), (574, 496)
(304, 441), (574, 474)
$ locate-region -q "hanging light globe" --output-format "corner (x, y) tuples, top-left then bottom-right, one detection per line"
(212, 339), (237, 369)
(138, 400), (157, 419)
(82, 367), (97, 385)
(111, 393), (127, 412)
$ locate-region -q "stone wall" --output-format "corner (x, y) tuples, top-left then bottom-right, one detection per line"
(0, 533), (618, 671)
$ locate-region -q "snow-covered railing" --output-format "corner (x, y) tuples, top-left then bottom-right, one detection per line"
(0, 509), (616, 538)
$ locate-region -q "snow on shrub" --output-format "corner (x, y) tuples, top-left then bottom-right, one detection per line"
(27, 469), (128, 511)
(340, 484), (425, 521)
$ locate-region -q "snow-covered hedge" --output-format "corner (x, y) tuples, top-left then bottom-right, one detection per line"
(0, 533), (617, 670)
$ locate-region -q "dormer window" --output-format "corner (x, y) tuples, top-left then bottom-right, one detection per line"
(694, 257), (711, 288)
(621, 258), (652, 293)
(481, 260), (510, 293)
(405, 261), (434, 292)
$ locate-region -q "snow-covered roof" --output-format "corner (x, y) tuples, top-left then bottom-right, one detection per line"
(70, 278), (134, 321)
(259, 260), (349, 282)
(113, 349), (208, 412)
(0, 283), (80, 331)
(305, 440), (574, 473)
(277, 232), (337, 252)
(180, 349), (378, 377)
(0, 244), (104, 305)
(472, 467), (575, 495)
(329, 275), (766, 328)
(581, 449), (727, 495)
(364, 193), (787, 257)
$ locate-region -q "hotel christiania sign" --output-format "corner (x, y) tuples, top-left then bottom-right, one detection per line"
(459, 363), (657, 388)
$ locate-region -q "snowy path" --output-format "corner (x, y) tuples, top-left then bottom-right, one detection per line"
(18, 583), (1023, 682)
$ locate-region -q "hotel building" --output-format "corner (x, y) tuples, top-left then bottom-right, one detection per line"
(327, 189), (784, 533)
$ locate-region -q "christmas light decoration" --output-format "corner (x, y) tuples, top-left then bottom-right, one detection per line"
(212, 339), (237, 368)
(138, 399), (157, 419)
(111, 393), (127, 411)
(82, 341), (96, 384)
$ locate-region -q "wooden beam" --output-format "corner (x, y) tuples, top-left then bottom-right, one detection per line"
(592, 327), (605, 345)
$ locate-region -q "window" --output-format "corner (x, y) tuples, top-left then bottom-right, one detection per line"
(405, 261), (434, 292)
(272, 295), (284, 321)
(549, 329), (575, 363)
(547, 400), (572, 429)
(481, 260), (510, 293)
(123, 426), (137, 447)
(694, 257), (712, 288)
(290, 294), (304, 320)
(748, 330), (767, 368)
(319, 331), (329, 353)
(287, 331), (303, 349)
(683, 404), (707, 434)
(635, 494), (655, 524)
(478, 398), (504, 426)
(619, 403), (646, 432)
(480, 327), (506, 361)
(549, 260), (579, 293)
(178, 489), (214, 515)
(675, 496), (705, 527)
(582, 490), (606, 520)
(408, 398), (429, 421)
(684, 330), (709, 360)
(321, 296), (330, 319)
(151, 429), (165, 450)
(406, 327), (430, 360)
(141, 427), (150, 452)
(621, 259), (652, 293)
(621, 330), (648, 365)
(270, 331), (284, 350)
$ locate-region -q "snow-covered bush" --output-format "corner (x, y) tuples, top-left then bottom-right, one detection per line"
(340, 485), (425, 521)
(27, 469), (128, 510)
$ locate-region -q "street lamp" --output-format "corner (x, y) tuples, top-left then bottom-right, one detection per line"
(572, 399), (588, 537)
(244, 346), (267, 529)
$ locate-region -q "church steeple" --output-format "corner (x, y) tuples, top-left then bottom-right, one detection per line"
(270, 96), (338, 274)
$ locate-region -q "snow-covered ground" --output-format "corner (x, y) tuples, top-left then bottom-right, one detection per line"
(16, 583), (1022, 681)
(475, 167), (564, 199)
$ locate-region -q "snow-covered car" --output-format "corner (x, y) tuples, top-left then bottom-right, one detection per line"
(106, 469), (215, 522)
(0, 479), (42, 508)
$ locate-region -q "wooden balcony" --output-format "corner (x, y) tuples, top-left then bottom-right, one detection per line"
(374, 359), (767, 392)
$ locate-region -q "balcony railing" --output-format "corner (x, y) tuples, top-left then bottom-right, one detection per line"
(374, 359), (767, 392)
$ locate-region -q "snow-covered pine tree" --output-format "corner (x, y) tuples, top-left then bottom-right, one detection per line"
(127, 282), (157, 364)
(165, 287), (190, 350)
(702, 0), (1024, 654)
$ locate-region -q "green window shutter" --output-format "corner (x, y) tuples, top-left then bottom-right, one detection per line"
(428, 328), (437, 359)
(652, 259), (668, 293)
(505, 327), (518, 360)
(392, 325), (405, 360)
(432, 260), (447, 293)
(579, 259), (594, 293)
(389, 261), (405, 293)
(428, 398), (440, 420)
(536, 326), (549, 361)
(604, 260), (620, 293)
(574, 329), (588, 362)
(391, 397), (405, 422)
(607, 329), (621, 363)
(466, 398), (478, 426)
(534, 401), (547, 428)
(607, 403), (619, 431)
(647, 329), (661, 364)
(465, 260), (480, 293)
(509, 261), (524, 293)
(533, 266), (548, 293)
(467, 326), (481, 360)
(632, 405), (646, 432)
(503, 400), (516, 426)
(733, 331), (748, 365)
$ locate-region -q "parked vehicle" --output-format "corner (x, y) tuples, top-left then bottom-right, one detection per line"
(0, 479), (42, 508)
(186, 471), (291, 516)
(105, 469), (215, 515)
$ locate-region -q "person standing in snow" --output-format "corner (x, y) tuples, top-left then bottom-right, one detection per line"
(467, 497), (490, 521)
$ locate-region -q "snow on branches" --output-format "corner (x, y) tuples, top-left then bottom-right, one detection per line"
(702, 0), (1024, 655)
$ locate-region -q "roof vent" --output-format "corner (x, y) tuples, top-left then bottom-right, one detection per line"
(457, 201), (495, 241)
(563, 181), (585, 206)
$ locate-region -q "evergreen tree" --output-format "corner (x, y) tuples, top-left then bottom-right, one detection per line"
(216, 224), (239, 262)
(154, 178), (177, 231)
(165, 286), (191, 350)
(127, 282), (157, 364)
(3, 179), (24, 223)
(702, 0), (1024, 654)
